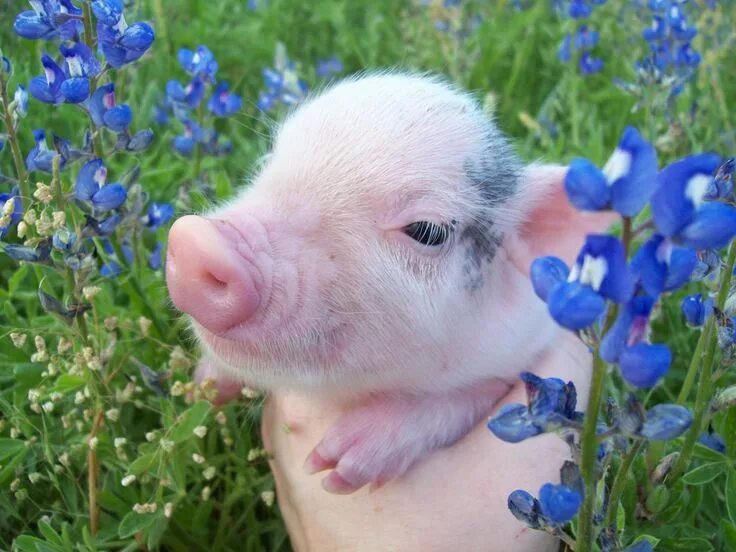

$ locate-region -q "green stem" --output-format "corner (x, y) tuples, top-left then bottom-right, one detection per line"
(192, 103), (205, 182)
(671, 241), (736, 480)
(82, 1), (104, 158)
(604, 440), (644, 528)
(677, 324), (709, 405)
(152, 0), (171, 55)
(577, 352), (608, 552)
(0, 76), (31, 202)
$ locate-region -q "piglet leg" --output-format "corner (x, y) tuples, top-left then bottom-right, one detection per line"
(304, 380), (511, 494)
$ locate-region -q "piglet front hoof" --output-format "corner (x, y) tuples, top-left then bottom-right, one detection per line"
(304, 382), (509, 494)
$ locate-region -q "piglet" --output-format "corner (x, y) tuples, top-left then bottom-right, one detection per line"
(166, 73), (604, 494)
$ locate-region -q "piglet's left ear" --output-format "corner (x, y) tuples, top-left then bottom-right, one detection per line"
(505, 164), (617, 275)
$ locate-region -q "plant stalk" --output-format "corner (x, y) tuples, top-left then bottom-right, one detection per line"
(0, 75), (31, 202)
(604, 440), (644, 528)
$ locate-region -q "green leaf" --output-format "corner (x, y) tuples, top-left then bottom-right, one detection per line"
(50, 374), (86, 394)
(37, 520), (64, 547)
(118, 511), (162, 538)
(722, 520), (736, 550)
(169, 400), (211, 443)
(658, 537), (714, 551)
(127, 451), (160, 476)
(0, 438), (25, 462)
(8, 263), (29, 297)
(681, 462), (725, 485)
(631, 535), (660, 549)
(727, 468), (736, 524)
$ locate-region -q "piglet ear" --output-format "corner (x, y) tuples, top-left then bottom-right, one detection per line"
(505, 164), (617, 275)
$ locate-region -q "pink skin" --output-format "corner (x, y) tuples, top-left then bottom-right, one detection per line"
(166, 74), (612, 497)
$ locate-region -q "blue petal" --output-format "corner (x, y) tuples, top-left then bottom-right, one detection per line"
(530, 256), (570, 302)
(681, 294), (713, 327)
(640, 404), (692, 440)
(609, 127), (659, 217)
(576, 235), (635, 303)
(697, 432), (726, 454)
(29, 75), (63, 104)
(547, 282), (607, 330)
(127, 128), (154, 152)
(61, 77), (90, 103)
(86, 83), (114, 127)
(538, 483), (582, 525)
(619, 343), (671, 388)
(487, 404), (542, 443)
(664, 246), (697, 291)
(564, 159), (610, 211)
(148, 242), (164, 270)
(507, 490), (540, 528)
(652, 153), (722, 237)
(678, 202), (736, 250)
(91, 0), (123, 25)
(600, 304), (634, 363)
(172, 135), (195, 157)
(166, 80), (187, 103)
(98, 214), (121, 235)
(75, 159), (105, 200)
(631, 235), (667, 297)
(92, 183), (127, 211)
(103, 104), (132, 132)
(13, 11), (56, 40)
(119, 22), (155, 51)
(101, 261), (122, 278)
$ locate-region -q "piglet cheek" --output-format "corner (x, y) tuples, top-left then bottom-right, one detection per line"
(166, 215), (263, 335)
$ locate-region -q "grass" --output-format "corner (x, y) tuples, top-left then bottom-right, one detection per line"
(1, 0), (735, 550)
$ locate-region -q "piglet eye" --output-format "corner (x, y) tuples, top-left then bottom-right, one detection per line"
(403, 221), (451, 246)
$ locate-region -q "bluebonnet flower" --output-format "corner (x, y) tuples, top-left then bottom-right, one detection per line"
(87, 83), (132, 132)
(316, 56), (343, 78)
(178, 46), (218, 82)
(630, 234), (697, 297)
(488, 372), (580, 443)
(4, 241), (52, 263)
(538, 483), (582, 524)
(507, 490), (543, 529)
(26, 129), (69, 173)
(29, 54), (65, 105)
(698, 431), (726, 454)
(651, 153), (736, 250)
(58, 43), (101, 103)
(100, 238), (133, 277)
(13, 0), (83, 41)
(555, 1), (605, 74)
(148, 241), (163, 270)
(144, 202), (174, 229)
(532, 235), (634, 330)
(257, 45), (308, 112)
(564, 127), (658, 217)
(681, 293), (714, 327)
(600, 293), (672, 388)
(93, 0), (155, 68)
(207, 82), (242, 117)
(639, 404), (692, 440)
(0, 190), (23, 239)
(166, 78), (205, 109)
(74, 159), (127, 211)
(52, 228), (77, 251)
(706, 157), (734, 201)
(14, 85), (29, 117)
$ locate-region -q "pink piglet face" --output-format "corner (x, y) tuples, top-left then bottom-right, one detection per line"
(166, 74), (560, 396)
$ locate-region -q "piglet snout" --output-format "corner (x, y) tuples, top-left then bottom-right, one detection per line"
(166, 215), (261, 334)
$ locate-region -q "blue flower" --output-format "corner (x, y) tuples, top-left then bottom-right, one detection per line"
(178, 46), (218, 82)
(619, 343), (672, 388)
(488, 373), (579, 443)
(316, 56), (343, 78)
(166, 78), (206, 109)
(26, 129), (68, 173)
(651, 153), (736, 250)
(148, 241), (164, 270)
(630, 234), (697, 297)
(29, 54), (65, 105)
(507, 490), (542, 529)
(145, 202), (174, 229)
(706, 157), (734, 201)
(557, 34), (572, 62)
(13, 0), (82, 41)
(538, 483), (582, 524)
(639, 403), (692, 440)
(568, 0), (592, 18)
(681, 294), (714, 327)
(698, 431), (726, 453)
(207, 82), (242, 117)
(257, 48), (309, 112)
(52, 228), (77, 251)
(0, 190), (23, 239)
(58, 43), (101, 103)
(86, 83), (132, 132)
(564, 127), (658, 216)
(14, 85), (29, 117)
(74, 159), (127, 211)
(94, 1), (155, 68)
(574, 25), (599, 49)
(579, 52), (604, 74)
(600, 294), (655, 362)
(531, 256), (570, 302)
